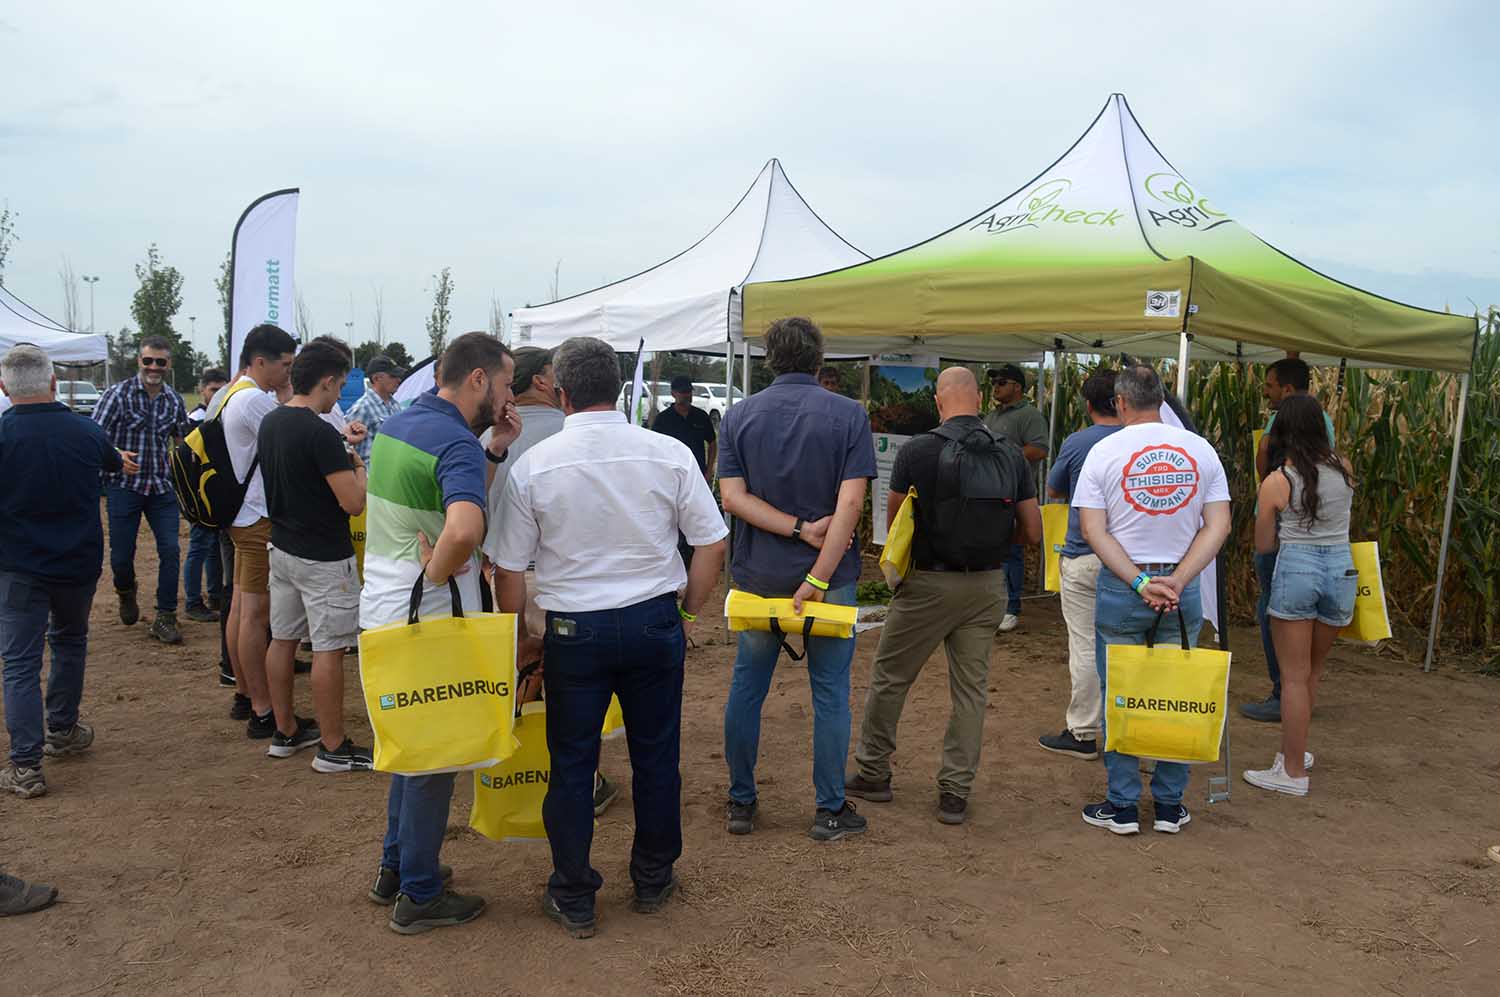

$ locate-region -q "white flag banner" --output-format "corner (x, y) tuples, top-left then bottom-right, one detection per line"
(628, 340), (648, 425)
(229, 188), (299, 369)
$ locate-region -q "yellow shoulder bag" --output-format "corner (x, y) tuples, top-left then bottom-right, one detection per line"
(1042, 503), (1070, 593)
(1105, 608), (1231, 764)
(879, 487), (918, 588)
(1341, 541), (1392, 641)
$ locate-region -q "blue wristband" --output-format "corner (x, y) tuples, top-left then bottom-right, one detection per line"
(1131, 572), (1152, 594)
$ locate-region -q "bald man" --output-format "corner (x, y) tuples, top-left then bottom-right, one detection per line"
(848, 367), (1041, 825)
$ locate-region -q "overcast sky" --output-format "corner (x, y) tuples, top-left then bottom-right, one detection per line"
(2, 1), (1496, 363)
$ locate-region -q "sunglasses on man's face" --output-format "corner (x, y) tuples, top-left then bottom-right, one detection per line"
(140, 356), (169, 367)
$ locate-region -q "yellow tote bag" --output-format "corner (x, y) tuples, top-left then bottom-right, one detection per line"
(470, 701), (550, 842)
(357, 577), (518, 775)
(349, 509), (367, 582)
(1105, 610), (1231, 763)
(1252, 428), (1265, 478)
(602, 694), (625, 740)
(1042, 503), (1070, 593)
(1341, 541), (1392, 641)
(879, 487), (917, 588)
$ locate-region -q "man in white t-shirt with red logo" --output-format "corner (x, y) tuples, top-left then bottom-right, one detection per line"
(1071, 364), (1230, 836)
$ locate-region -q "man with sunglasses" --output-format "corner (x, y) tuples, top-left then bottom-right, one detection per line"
(982, 364), (1048, 633)
(93, 336), (192, 645)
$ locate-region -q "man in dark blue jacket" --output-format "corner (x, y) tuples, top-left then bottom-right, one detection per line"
(0, 344), (136, 800)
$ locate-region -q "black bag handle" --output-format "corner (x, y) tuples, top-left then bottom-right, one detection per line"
(407, 572), (464, 626)
(769, 615), (817, 661)
(1144, 606), (1191, 651)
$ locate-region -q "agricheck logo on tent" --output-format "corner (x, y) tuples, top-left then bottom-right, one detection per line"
(1143, 173), (1231, 231)
(1115, 694), (1219, 715)
(969, 179), (1123, 237)
(377, 679), (510, 711)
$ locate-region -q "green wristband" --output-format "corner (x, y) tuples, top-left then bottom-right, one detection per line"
(804, 573), (830, 592)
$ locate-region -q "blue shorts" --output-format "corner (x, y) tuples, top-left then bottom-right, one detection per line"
(1268, 543), (1358, 628)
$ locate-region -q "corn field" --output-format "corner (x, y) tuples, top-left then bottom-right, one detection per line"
(1037, 307), (1500, 660)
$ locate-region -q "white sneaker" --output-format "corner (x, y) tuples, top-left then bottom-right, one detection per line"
(1274, 751), (1315, 771)
(997, 614), (1020, 633)
(1243, 755), (1309, 796)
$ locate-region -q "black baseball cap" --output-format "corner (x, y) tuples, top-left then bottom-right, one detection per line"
(365, 355), (408, 378)
(670, 375), (693, 392)
(987, 363), (1026, 384)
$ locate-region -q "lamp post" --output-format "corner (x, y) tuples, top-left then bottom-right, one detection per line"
(82, 275), (101, 384)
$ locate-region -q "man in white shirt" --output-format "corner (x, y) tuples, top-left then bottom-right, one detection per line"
(492, 336), (727, 940)
(1072, 364), (1230, 837)
(214, 324), (297, 741)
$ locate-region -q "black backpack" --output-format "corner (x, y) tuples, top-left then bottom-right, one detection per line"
(169, 380), (260, 529)
(922, 421), (1023, 569)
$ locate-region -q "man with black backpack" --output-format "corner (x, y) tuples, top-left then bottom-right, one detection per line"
(848, 367), (1040, 825)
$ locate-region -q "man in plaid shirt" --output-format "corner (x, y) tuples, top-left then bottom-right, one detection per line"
(344, 354), (408, 465)
(93, 335), (191, 645)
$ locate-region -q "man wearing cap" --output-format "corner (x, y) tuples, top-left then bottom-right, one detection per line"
(652, 375), (718, 561)
(983, 364), (1049, 633)
(346, 354), (408, 466)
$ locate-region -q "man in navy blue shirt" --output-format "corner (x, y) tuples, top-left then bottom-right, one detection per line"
(1038, 369), (1121, 761)
(718, 317), (877, 842)
(0, 344), (136, 800)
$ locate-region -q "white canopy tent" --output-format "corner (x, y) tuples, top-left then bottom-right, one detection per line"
(0, 284), (108, 363)
(511, 159), (868, 352)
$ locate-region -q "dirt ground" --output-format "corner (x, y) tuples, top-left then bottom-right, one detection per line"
(4, 518), (1499, 997)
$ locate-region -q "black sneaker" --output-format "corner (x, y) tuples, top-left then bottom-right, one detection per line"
(184, 603), (219, 623)
(369, 864), (453, 906)
(218, 666), (237, 688)
(293, 658), (312, 675)
(0, 872), (58, 917)
(1038, 730), (1100, 760)
(541, 891), (596, 939)
(148, 612), (183, 645)
(229, 693), (252, 721)
(267, 717), (321, 758)
(116, 586), (139, 626)
(937, 792), (967, 825)
(312, 738), (373, 773)
(726, 798), (757, 835)
(810, 802), (867, 841)
(1151, 801), (1192, 834)
(593, 772), (619, 817)
(846, 771), (894, 803)
(1239, 696), (1282, 723)
(632, 875), (678, 914)
(246, 710), (277, 740)
(1081, 801), (1140, 835)
(388, 889), (486, 935)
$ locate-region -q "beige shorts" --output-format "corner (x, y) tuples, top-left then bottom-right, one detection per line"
(228, 518), (273, 594)
(269, 549), (360, 652)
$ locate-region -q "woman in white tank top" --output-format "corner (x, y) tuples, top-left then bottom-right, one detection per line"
(1245, 395), (1357, 798)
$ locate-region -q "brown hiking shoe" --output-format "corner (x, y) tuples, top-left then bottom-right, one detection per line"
(148, 612), (183, 645)
(0, 763), (46, 799)
(846, 772), (893, 802)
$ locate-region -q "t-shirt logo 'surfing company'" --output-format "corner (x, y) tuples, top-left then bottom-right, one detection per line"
(1142, 173), (1231, 231)
(1120, 444), (1200, 515)
(969, 179), (1123, 237)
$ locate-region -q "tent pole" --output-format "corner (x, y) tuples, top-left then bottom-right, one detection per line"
(1043, 350), (1061, 495)
(1175, 332), (1190, 402)
(1424, 370), (1470, 672)
(723, 335), (735, 591)
(742, 339), (751, 397)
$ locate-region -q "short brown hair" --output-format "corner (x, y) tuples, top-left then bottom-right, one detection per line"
(763, 317), (823, 376)
(438, 332), (512, 389)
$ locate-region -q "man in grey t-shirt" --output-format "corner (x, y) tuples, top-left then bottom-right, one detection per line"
(982, 364), (1048, 632)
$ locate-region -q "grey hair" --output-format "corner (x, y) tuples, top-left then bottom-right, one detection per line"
(553, 337), (621, 410)
(763, 316), (824, 376)
(1, 344), (53, 399)
(1115, 363), (1165, 411)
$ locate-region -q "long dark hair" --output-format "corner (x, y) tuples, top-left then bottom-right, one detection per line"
(1269, 394), (1349, 527)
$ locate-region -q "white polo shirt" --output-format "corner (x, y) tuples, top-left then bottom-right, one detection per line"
(491, 409), (728, 612)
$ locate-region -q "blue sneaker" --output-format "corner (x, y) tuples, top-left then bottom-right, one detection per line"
(1081, 801), (1139, 835)
(1151, 801), (1192, 833)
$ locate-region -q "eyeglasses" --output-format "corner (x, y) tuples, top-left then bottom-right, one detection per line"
(140, 357), (169, 367)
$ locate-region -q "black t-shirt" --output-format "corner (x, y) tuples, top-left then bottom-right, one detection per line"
(890, 415), (1036, 567)
(258, 405), (356, 561)
(652, 403), (716, 471)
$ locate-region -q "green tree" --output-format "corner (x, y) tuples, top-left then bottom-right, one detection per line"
(0, 203), (15, 284)
(353, 339), (415, 369)
(426, 267), (453, 356)
(214, 251), (231, 368)
(130, 243), (201, 384)
(382, 341), (414, 368)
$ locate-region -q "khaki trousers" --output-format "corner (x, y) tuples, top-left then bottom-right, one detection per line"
(1058, 553), (1103, 740)
(854, 569), (1004, 798)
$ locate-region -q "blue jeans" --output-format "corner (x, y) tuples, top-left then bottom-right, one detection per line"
(542, 592), (685, 917)
(183, 524), (224, 609)
(1004, 543), (1024, 615)
(105, 486), (180, 612)
(1254, 550), (1280, 698)
(381, 772), (457, 904)
(0, 570), (98, 768)
(1094, 570), (1202, 808)
(725, 583), (857, 812)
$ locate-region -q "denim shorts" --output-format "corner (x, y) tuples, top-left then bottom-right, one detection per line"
(1268, 543), (1358, 627)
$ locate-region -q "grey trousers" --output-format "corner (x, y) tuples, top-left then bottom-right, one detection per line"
(854, 569), (1005, 798)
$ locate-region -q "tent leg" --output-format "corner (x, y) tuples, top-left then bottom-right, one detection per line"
(742, 339), (751, 397)
(1424, 371), (1470, 672)
(723, 335), (735, 591)
(1043, 350), (1061, 491)
(1175, 331), (1190, 402)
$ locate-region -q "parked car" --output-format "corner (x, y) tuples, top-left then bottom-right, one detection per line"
(58, 379), (101, 417)
(615, 381), (672, 420)
(698, 382), (745, 427)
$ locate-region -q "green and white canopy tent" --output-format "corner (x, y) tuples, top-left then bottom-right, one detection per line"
(743, 94), (1480, 668)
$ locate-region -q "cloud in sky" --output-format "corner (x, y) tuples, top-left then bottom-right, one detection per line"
(1, 0), (1496, 362)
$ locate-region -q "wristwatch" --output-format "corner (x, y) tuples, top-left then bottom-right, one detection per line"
(791, 517), (804, 540)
